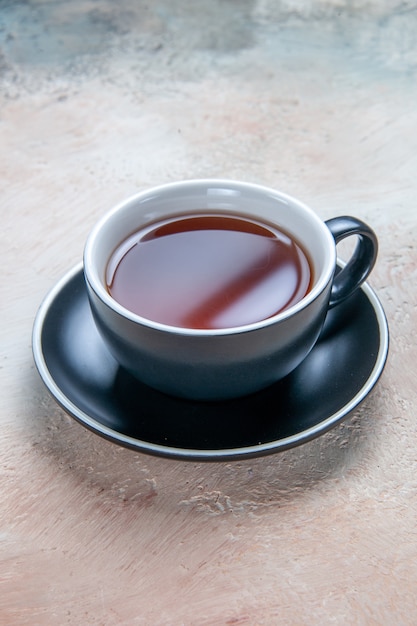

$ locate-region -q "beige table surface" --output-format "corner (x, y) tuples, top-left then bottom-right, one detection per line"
(1, 1), (417, 624)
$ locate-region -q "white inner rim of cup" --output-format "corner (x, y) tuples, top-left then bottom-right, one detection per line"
(83, 180), (336, 336)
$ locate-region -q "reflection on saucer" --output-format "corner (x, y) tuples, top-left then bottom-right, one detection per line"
(32, 263), (388, 461)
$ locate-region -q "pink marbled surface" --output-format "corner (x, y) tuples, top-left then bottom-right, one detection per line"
(1, 2), (417, 624)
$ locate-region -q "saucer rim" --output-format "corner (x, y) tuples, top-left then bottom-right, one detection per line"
(32, 262), (389, 461)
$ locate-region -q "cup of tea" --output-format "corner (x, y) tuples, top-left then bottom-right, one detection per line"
(83, 179), (377, 400)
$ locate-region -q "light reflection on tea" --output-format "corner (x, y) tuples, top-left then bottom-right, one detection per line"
(106, 213), (312, 329)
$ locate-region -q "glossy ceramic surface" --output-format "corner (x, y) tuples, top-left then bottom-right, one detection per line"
(32, 263), (389, 461)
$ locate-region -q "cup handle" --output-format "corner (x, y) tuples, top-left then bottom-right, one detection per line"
(325, 216), (378, 309)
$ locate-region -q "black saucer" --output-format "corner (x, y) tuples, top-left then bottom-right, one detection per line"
(32, 263), (389, 461)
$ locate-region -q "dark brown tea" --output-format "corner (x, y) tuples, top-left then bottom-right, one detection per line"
(106, 213), (312, 329)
